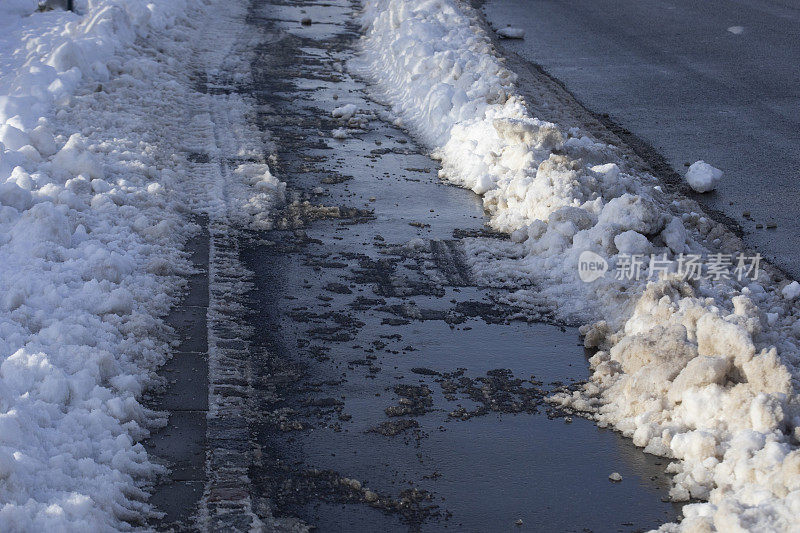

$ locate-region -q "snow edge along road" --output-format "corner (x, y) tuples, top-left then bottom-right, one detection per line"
(0, 0), (282, 530)
(357, 0), (800, 531)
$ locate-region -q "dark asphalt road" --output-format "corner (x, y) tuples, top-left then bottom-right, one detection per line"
(483, 0), (800, 277)
(229, 0), (682, 530)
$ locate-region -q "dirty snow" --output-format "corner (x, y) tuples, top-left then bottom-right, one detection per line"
(358, 0), (800, 531)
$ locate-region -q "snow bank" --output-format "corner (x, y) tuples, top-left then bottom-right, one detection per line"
(358, 1), (800, 530)
(0, 0), (280, 529)
(0, 2), (193, 529)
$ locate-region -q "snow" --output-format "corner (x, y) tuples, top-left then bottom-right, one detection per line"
(613, 230), (651, 256)
(0, 0), (38, 19)
(359, 0), (800, 531)
(783, 281), (800, 300)
(0, 0), (280, 529)
(685, 160), (723, 193)
(332, 103), (358, 120)
(496, 26), (524, 39)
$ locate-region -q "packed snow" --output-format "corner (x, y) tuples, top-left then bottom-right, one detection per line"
(358, 0), (800, 530)
(0, 0), (280, 529)
(685, 160), (723, 193)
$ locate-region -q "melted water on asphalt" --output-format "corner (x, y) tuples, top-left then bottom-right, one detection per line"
(240, 0), (683, 530)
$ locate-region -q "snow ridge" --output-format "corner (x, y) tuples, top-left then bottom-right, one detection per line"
(0, 2), (195, 529)
(0, 0), (281, 530)
(358, 0), (800, 530)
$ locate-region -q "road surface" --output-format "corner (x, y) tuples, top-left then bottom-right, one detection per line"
(146, 0), (682, 530)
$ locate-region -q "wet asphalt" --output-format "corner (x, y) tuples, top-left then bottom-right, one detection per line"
(482, 0), (800, 278)
(208, 0), (689, 531)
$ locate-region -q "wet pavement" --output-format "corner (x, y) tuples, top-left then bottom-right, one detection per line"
(211, 0), (688, 531)
(481, 0), (800, 279)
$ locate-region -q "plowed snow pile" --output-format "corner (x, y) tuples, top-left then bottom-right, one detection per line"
(0, 0), (280, 529)
(358, 0), (800, 530)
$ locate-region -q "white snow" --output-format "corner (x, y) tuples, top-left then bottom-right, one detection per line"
(0, 0), (280, 529)
(496, 26), (525, 39)
(332, 103), (358, 120)
(0, 0), (38, 19)
(685, 160), (723, 193)
(613, 230), (652, 256)
(783, 281), (800, 300)
(359, 1), (800, 531)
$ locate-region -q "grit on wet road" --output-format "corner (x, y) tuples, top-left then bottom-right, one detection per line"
(209, 0), (685, 530)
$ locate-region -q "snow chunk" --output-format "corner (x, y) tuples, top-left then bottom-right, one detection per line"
(496, 26), (525, 39)
(685, 160), (723, 192)
(598, 194), (666, 235)
(332, 104), (358, 120)
(0, 124), (31, 151)
(10, 201), (72, 247)
(332, 127), (349, 140)
(29, 125), (57, 157)
(52, 134), (103, 179)
(661, 217), (688, 254)
(781, 281), (800, 300)
(614, 230), (651, 256)
(0, 181), (32, 211)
